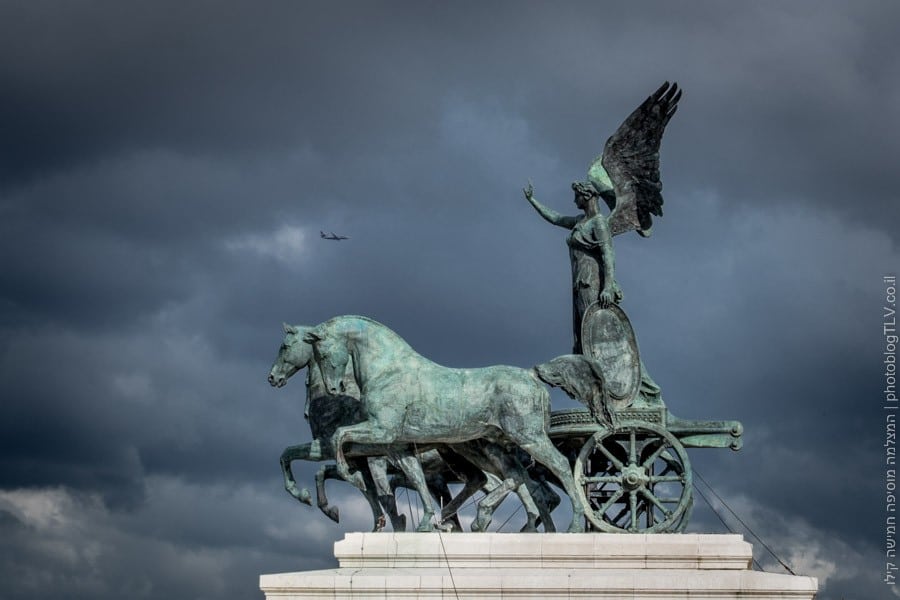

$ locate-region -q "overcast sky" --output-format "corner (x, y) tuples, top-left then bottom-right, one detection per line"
(1, 2), (898, 599)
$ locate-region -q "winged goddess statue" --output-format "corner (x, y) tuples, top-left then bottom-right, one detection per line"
(524, 82), (680, 399)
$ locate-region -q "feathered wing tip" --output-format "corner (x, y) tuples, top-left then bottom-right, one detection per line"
(534, 355), (616, 428)
(656, 81), (682, 126)
(598, 81), (682, 237)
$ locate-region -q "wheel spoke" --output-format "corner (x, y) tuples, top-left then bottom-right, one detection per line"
(640, 488), (673, 517)
(590, 482), (613, 496)
(578, 422), (692, 534)
(659, 450), (682, 474)
(641, 441), (670, 469)
(628, 429), (636, 465)
(583, 475), (622, 484)
(650, 475), (684, 483)
(610, 504), (630, 525)
(629, 491), (637, 531)
(589, 484), (615, 499)
(597, 489), (625, 515)
(597, 442), (625, 471)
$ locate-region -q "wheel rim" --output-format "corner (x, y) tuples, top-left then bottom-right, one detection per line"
(574, 421), (692, 533)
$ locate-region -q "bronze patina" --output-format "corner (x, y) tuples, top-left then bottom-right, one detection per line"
(269, 82), (743, 533)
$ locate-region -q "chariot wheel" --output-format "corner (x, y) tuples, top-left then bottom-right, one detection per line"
(574, 421), (692, 533)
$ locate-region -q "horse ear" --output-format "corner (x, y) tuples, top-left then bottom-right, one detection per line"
(302, 329), (322, 344)
(283, 322), (298, 334)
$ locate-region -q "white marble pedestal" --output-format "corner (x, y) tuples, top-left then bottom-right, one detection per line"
(260, 532), (818, 599)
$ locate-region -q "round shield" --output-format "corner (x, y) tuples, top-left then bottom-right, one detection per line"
(580, 302), (641, 409)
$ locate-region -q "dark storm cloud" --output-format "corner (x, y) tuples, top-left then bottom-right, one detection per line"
(2, 2), (898, 226)
(0, 2), (897, 600)
(0, 482), (345, 600)
(0, 324), (293, 498)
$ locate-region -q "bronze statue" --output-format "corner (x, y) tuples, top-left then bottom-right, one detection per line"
(524, 82), (680, 402)
(304, 315), (605, 532)
(269, 324), (567, 532)
(524, 82), (681, 357)
(269, 82), (745, 534)
(524, 180), (621, 354)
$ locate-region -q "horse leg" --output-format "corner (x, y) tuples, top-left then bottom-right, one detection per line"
(515, 435), (585, 533)
(280, 443), (318, 504)
(486, 445), (545, 533)
(390, 450), (440, 532)
(533, 474), (561, 528)
(517, 462), (561, 530)
(434, 448), (486, 526)
(474, 442), (545, 532)
(463, 441), (545, 532)
(368, 456), (406, 531)
(447, 442), (517, 532)
(429, 479), (463, 532)
(438, 471), (485, 528)
(359, 464), (387, 531)
(473, 478), (516, 532)
(313, 461), (383, 527)
(417, 449), (466, 530)
(315, 465), (341, 522)
(388, 474), (414, 529)
(501, 387), (585, 532)
(333, 423), (396, 490)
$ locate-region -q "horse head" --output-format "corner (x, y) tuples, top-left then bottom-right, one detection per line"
(304, 325), (351, 396)
(268, 323), (314, 388)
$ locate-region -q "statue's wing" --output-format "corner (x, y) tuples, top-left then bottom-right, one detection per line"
(593, 82), (681, 237)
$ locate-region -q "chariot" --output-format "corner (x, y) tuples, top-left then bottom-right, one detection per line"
(546, 303), (743, 533)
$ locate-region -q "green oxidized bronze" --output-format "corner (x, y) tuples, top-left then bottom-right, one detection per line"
(268, 82), (743, 533)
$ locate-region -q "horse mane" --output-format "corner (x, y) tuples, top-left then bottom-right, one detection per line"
(322, 315), (417, 355)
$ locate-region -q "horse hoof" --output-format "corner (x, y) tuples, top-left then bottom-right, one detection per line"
(519, 523), (538, 533)
(395, 514), (407, 532)
(566, 521), (584, 533)
(373, 515), (386, 532)
(471, 518), (489, 533)
(440, 519), (461, 533)
(323, 506), (340, 523)
(473, 509), (492, 532)
(288, 486), (312, 505)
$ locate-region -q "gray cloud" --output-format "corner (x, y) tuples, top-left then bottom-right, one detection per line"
(0, 2), (896, 599)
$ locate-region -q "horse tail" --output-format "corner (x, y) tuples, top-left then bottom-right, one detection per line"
(533, 355), (616, 428)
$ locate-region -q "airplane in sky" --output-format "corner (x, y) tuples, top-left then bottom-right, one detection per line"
(320, 231), (349, 240)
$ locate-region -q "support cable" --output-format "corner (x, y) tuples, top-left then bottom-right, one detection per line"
(693, 482), (764, 571)
(496, 503), (524, 532)
(694, 469), (796, 576)
(414, 487), (421, 523)
(437, 531), (461, 600)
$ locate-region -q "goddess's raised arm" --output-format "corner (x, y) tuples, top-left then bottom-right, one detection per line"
(523, 183), (579, 229)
